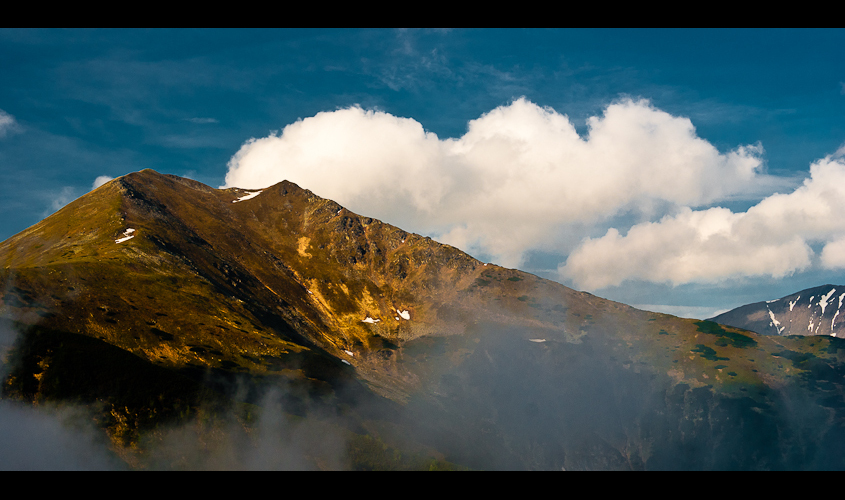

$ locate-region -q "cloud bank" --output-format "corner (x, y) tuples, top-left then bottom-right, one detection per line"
(561, 150), (845, 288)
(223, 98), (839, 290)
(225, 99), (770, 262)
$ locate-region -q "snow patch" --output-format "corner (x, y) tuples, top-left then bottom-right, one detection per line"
(789, 296), (800, 312)
(232, 190), (264, 203)
(768, 307), (785, 334)
(819, 288), (837, 315)
(115, 228), (135, 244)
(766, 299), (777, 303)
(833, 310), (840, 333)
(361, 317), (380, 324)
(344, 350), (354, 356)
(396, 309), (410, 320)
(528, 339), (546, 343)
(341, 359), (351, 365)
(808, 320), (815, 332)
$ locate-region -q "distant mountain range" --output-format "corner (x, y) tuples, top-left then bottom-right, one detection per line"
(710, 285), (845, 338)
(2, 170), (845, 470)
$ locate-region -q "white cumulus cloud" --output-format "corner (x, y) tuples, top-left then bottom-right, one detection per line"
(223, 98), (773, 269)
(92, 175), (114, 190)
(560, 154), (845, 289)
(821, 237), (845, 269)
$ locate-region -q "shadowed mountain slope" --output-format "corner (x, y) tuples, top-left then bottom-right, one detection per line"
(3, 170), (845, 470)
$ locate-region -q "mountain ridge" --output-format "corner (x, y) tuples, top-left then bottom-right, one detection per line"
(3, 169), (845, 470)
(709, 284), (845, 338)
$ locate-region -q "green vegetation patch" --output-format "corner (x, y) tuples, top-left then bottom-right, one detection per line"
(507, 276), (523, 282)
(474, 278), (491, 287)
(773, 349), (817, 366)
(695, 320), (757, 348)
(772, 349), (845, 384)
(691, 344), (729, 362)
(824, 336), (845, 355)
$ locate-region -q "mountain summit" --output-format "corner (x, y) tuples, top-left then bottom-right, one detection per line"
(709, 284), (845, 337)
(3, 170), (845, 470)
(1, 169), (606, 401)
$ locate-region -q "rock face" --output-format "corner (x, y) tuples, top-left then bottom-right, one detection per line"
(3, 170), (845, 470)
(710, 285), (845, 338)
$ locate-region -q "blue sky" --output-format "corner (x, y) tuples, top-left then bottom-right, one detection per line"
(2, 28), (844, 318)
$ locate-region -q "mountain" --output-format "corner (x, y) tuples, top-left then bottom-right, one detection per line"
(3, 169), (845, 470)
(709, 285), (845, 338)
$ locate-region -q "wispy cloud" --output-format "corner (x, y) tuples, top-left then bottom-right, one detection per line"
(159, 133), (231, 149)
(52, 54), (270, 131)
(0, 109), (20, 138)
(360, 29), (468, 94)
(48, 186), (77, 215)
(29, 183), (79, 220)
(185, 117), (219, 124)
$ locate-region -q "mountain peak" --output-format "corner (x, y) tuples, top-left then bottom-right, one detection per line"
(710, 284), (845, 337)
(1, 170), (540, 396)
(6, 171), (845, 470)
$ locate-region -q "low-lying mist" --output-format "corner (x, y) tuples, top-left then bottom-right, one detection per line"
(133, 386), (351, 471)
(0, 318), (121, 470)
(0, 317), (353, 471)
(5, 314), (845, 470)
